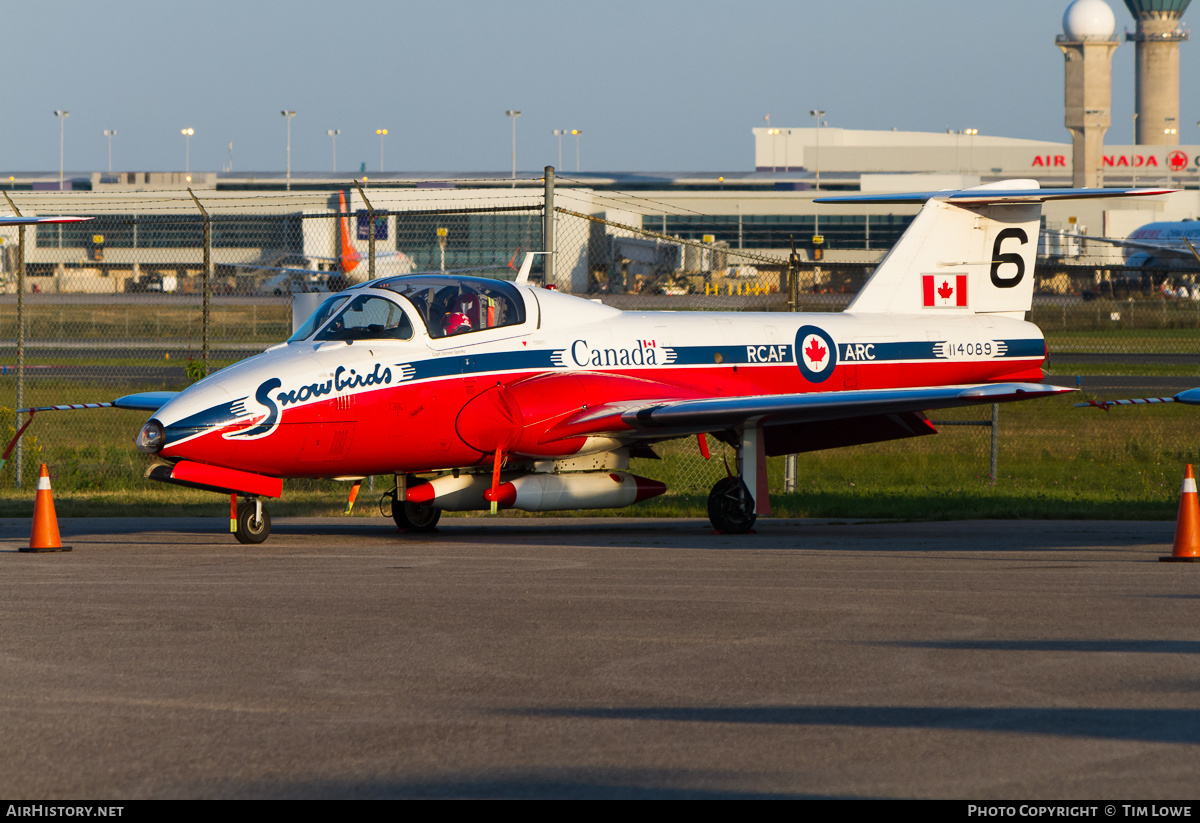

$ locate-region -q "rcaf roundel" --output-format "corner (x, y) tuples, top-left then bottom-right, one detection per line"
(795, 324), (837, 383)
(923, 274), (967, 308)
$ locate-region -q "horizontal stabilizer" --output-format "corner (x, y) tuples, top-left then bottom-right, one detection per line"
(815, 184), (1174, 205)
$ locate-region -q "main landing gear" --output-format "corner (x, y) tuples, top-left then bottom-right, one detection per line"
(705, 425), (763, 534)
(235, 497), (271, 544)
(383, 476), (442, 532)
(707, 476), (756, 534)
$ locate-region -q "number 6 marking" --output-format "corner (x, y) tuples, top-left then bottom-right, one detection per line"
(990, 228), (1027, 288)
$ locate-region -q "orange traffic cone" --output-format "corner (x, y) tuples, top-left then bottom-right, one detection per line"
(21, 464), (71, 553)
(1161, 464), (1199, 563)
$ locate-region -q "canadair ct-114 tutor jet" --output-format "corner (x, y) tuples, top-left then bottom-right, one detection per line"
(17, 182), (1170, 542)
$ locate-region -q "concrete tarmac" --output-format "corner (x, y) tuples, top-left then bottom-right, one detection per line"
(0, 516), (1197, 799)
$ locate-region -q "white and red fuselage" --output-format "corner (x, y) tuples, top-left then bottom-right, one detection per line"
(141, 276), (1047, 491)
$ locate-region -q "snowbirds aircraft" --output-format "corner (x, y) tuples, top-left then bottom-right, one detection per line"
(19, 181), (1170, 543)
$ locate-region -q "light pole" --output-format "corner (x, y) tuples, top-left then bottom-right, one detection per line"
(767, 128), (781, 172)
(181, 128), (194, 173)
(1131, 113), (1139, 186)
(947, 128), (961, 173)
(327, 129), (340, 172)
(1165, 128), (1178, 186)
(809, 109), (825, 190)
(764, 114), (771, 171)
(963, 128), (978, 174)
(553, 129), (582, 172)
(281, 110), (296, 190)
(376, 129), (387, 172)
(54, 110), (69, 190)
(506, 110), (521, 187)
(103, 129), (116, 174)
(553, 129), (566, 170)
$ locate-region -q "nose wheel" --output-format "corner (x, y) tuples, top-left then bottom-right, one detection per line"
(707, 476), (756, 534)
(235, 498), (271, 544)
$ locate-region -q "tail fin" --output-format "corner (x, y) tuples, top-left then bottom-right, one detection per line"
(818, 180), (1171, 318)
(338, 190), (361, 274)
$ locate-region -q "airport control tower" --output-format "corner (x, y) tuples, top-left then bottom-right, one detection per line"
(1058, 0), (1120, 187)
(1124, 0), (1191, 145)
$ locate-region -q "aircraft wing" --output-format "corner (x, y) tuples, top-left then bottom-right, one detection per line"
(618, 383), (1072, 433)
(114, 392), (179, 411)
(16, 392), (178, 415)
(538, 382), (1072, 449)
(1076, 387), (1200, 410)
(0, 216), (91, 226)
(1085, 234), (1200, 264)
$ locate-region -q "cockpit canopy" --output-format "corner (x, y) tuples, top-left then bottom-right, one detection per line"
(372, 275), (525, 339)
(287, 274), (525, 344)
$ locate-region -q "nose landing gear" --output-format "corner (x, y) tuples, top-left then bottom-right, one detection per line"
(234, 497), (271, 544)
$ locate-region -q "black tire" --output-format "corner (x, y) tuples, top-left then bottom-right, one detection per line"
(707, 476), (756, 534)
(391, 480), (441, 532)
(235, 499), (271, 544)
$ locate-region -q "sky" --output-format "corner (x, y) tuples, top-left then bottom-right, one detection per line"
(0, 0), (1183, 175)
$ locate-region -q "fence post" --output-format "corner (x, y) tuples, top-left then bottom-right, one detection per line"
(784, 236), (800, 493)
(990, 403), (999, 483)
(4, 192), (25, 487)
(187, 189), (212, 373)
(543, 165), (555, 289)
(353, 180), (375, 281)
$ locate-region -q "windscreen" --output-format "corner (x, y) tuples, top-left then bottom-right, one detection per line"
(287, 295), (348, 342)
(312, 294), (414, 342)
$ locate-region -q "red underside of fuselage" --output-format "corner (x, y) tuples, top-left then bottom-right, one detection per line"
(159, 358), (1045, 479)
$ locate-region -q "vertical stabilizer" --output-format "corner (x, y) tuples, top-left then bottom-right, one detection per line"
(338, 190), (361, 274)
(847, 198), (1039, 318)
(816, 181), (1172, 319)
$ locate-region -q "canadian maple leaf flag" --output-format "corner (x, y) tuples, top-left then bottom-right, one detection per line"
(922, 274), (967, 308)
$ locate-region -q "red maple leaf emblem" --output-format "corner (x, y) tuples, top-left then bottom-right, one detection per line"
(804, 337), (826, 365)
(938, 280), (954, 300)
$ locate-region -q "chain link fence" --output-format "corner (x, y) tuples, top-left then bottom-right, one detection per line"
(2, 179), (1198, 506)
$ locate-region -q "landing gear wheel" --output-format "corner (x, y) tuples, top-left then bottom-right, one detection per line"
(235, 499), (271, 544)
(707, 476), (756, 534)
(390, 480), (441, 532)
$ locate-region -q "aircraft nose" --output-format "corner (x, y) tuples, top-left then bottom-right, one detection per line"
(151, 383), (244, 452)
